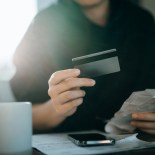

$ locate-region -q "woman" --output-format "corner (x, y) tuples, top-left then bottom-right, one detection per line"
(11, 0), (155, 134)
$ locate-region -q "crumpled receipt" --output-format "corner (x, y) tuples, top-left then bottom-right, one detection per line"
(105, 89), (155, 134)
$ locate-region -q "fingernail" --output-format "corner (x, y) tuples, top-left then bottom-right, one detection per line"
(83, 91), (86, 96)
(75, 69), (80, 75)
(91, 80), (96, 86)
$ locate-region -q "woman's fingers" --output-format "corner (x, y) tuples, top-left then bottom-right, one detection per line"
(131, 112), (155, 134)
(48, 69), (95, 118)
(52, 98), (83, 117)
(63, 98), (83, 115)
(48, 69), (80, 85)
(131, 121), (155, 130)
(66, 107), (78, 117)
(49, 77), (95, 97)
(139, 129), (155, 135)
(132, 112), (155, 121)
(56, 90), (86, 104)
(56, 78), (95, 94)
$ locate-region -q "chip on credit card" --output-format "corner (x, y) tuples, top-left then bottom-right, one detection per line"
(72, 49), (120, 78)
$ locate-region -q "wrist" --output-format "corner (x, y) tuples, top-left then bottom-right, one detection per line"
(43, 100), (66, 128)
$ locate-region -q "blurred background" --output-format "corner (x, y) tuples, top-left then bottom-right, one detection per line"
(0, 0), (155, 102)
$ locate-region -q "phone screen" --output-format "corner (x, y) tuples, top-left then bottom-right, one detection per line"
(69, 133), (107, 141)
(68, 133), (115, 146)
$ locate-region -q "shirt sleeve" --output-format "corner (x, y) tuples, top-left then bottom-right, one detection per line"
(10, 10), (58, 103)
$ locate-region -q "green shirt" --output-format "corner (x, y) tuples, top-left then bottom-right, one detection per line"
(11, 0), (155, 133)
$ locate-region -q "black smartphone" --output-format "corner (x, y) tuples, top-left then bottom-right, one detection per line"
(68, 133), (115, 147)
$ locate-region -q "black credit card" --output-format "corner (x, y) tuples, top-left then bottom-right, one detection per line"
(72, 49), (120, 78)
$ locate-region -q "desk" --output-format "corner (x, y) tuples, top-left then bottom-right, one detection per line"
(32, 147), (155, 155)
(33, 131), (155, 155)
(4, 132), (155, 155)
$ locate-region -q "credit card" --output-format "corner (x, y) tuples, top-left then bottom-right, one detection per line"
(72, 49), (120, 78)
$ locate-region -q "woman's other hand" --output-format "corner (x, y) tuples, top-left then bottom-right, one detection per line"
(131, 112), (155, 135)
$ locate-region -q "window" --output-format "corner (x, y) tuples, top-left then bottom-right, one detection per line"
(0, 0), (37, 80)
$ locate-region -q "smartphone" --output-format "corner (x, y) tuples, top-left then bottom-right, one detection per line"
(68, 133), (115, 147)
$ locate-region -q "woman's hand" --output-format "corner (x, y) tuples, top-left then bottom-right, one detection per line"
(48, 69), (95, 119)
(131, 112), (155, 135)
(33, 69), (95, 130)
